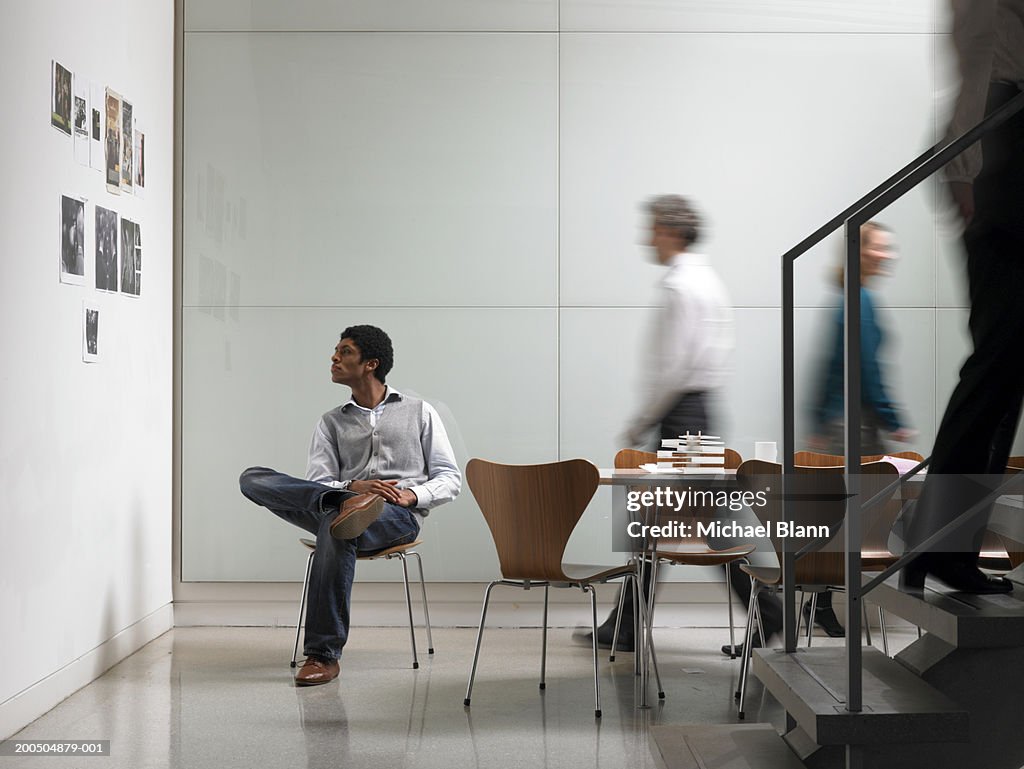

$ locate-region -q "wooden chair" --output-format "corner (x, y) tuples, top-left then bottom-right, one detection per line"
(797, 450), (1014, 572)
(463, 458), (634, 718)
(794, 451), (921, 652)
(610, 448), (755, 660)
(793, 449), (925, 467)
(734, 459), (900, 719)
(291, 538), (433, 670)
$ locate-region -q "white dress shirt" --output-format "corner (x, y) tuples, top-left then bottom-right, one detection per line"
(625, 251), (734, 444)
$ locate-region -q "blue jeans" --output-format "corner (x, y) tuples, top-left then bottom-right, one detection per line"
(238, 466), (420, 660)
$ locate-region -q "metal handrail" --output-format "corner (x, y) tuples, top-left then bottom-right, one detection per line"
(780, 86), (1024, 721)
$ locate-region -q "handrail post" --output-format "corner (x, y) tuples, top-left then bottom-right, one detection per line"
(782, 257), (797, 655)
(843, 217), (864, 714)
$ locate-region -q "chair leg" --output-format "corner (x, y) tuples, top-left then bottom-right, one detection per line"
(291, 551), (314, 668)
(396, 553), (420, 670)
(409, 551), (434, 655)
(796, 590), (806, 641)
(632, 572), (642, 677)
(806, 591), (818, 647)
(737, 579), (759, 720)
(540, 585), (549, 690)
(464, 580), (500, 707)
(725, 564), (738, 658)
(636, 584), (665, 700)
(754, 592), (767, 651)
(863, 600), (873, 648)
(585, 584), (602, 718)
(878, 606), (890, 656)
(610, 572), (630, 663)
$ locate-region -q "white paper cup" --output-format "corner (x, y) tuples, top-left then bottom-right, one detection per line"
(754, 441), (778, 462)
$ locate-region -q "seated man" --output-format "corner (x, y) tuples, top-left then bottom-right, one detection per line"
(239, 324), (461, 686)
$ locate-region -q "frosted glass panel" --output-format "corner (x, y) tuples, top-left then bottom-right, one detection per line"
(180, 5), (962, 583)
(559, 32), (935, 308)
(181, 308), (557, 581)
(184, 33), (557, 309)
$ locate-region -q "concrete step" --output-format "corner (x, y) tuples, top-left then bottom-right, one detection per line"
(865, 572), (1024, 648)
(649, 723), (805, 769)
(752, 646), (967, 746)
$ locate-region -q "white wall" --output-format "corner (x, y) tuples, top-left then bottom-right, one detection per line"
(179, 0), (1022, 585)
(0, 0), (174, 739)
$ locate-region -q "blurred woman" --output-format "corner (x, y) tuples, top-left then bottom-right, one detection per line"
(806, 222), (915, 636)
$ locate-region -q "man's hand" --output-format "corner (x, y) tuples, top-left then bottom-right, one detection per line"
(949, 181), (975, 226)
(348, 479), (418, 508)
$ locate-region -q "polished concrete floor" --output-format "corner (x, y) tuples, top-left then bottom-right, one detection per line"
(6, 624), (918, 769)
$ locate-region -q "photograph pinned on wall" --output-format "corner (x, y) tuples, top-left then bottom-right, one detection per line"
(73, 76), (90, 166)
(104, 88), (121, 193)
(120, 99), (133, 194)
(51, 60), (72, 135)
(82, 301), (100, 363)
(119, 218), (141, 297)
(95, 205), (118, 292)
(133, 126), (145, 197)
(60, 194), (86, 286)
(89, 82), (104, 171)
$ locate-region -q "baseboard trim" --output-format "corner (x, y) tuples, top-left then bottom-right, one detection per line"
(172, 582), (911, 632)
(173, 581), (734, 628)
(0, 604), (174, 740)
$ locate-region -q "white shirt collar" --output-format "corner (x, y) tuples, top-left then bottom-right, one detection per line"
(342, 385), (404, 413)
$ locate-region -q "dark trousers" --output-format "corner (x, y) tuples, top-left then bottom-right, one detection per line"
(907, 82), (1024, 562)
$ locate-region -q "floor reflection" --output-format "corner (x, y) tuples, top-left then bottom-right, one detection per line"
(3, 625), (919, 769)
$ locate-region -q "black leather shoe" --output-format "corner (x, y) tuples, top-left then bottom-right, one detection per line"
(802, 601), (845, 638)
(722, 633), (761, 657)
(901, 557), (1012, 595)
(574, 626), (634, 652)
(930, 559), (1013, 594)
(596, 623), (634, 652)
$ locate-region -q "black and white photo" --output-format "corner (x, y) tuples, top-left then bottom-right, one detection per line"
(105, 88), (121, 192)
(60, 195), (86, 285)
(120, 218), (141, 297)
(120, 99), (133, 193)
(134, 128), (145, 195)
(82, 301), (100, 363)
(73, 76), (89, 165)
(51, 60), (72, 135)
(90, 82), (104, 171)
(95, 205), (118, 292)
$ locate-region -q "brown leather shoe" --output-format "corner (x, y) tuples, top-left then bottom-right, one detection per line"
(329, 493), (385, 540)
(295, 656), (340, 686)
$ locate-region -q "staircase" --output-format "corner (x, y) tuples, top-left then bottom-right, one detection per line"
(650, 574), (1024, 768)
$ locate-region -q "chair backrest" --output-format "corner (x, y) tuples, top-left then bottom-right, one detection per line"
(466, 458), (599, 582)
(736, 459), (898, 586)
(614, 448), (654, 469)
(793, 450), (924, 467)
(724, 448), (743, 470)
